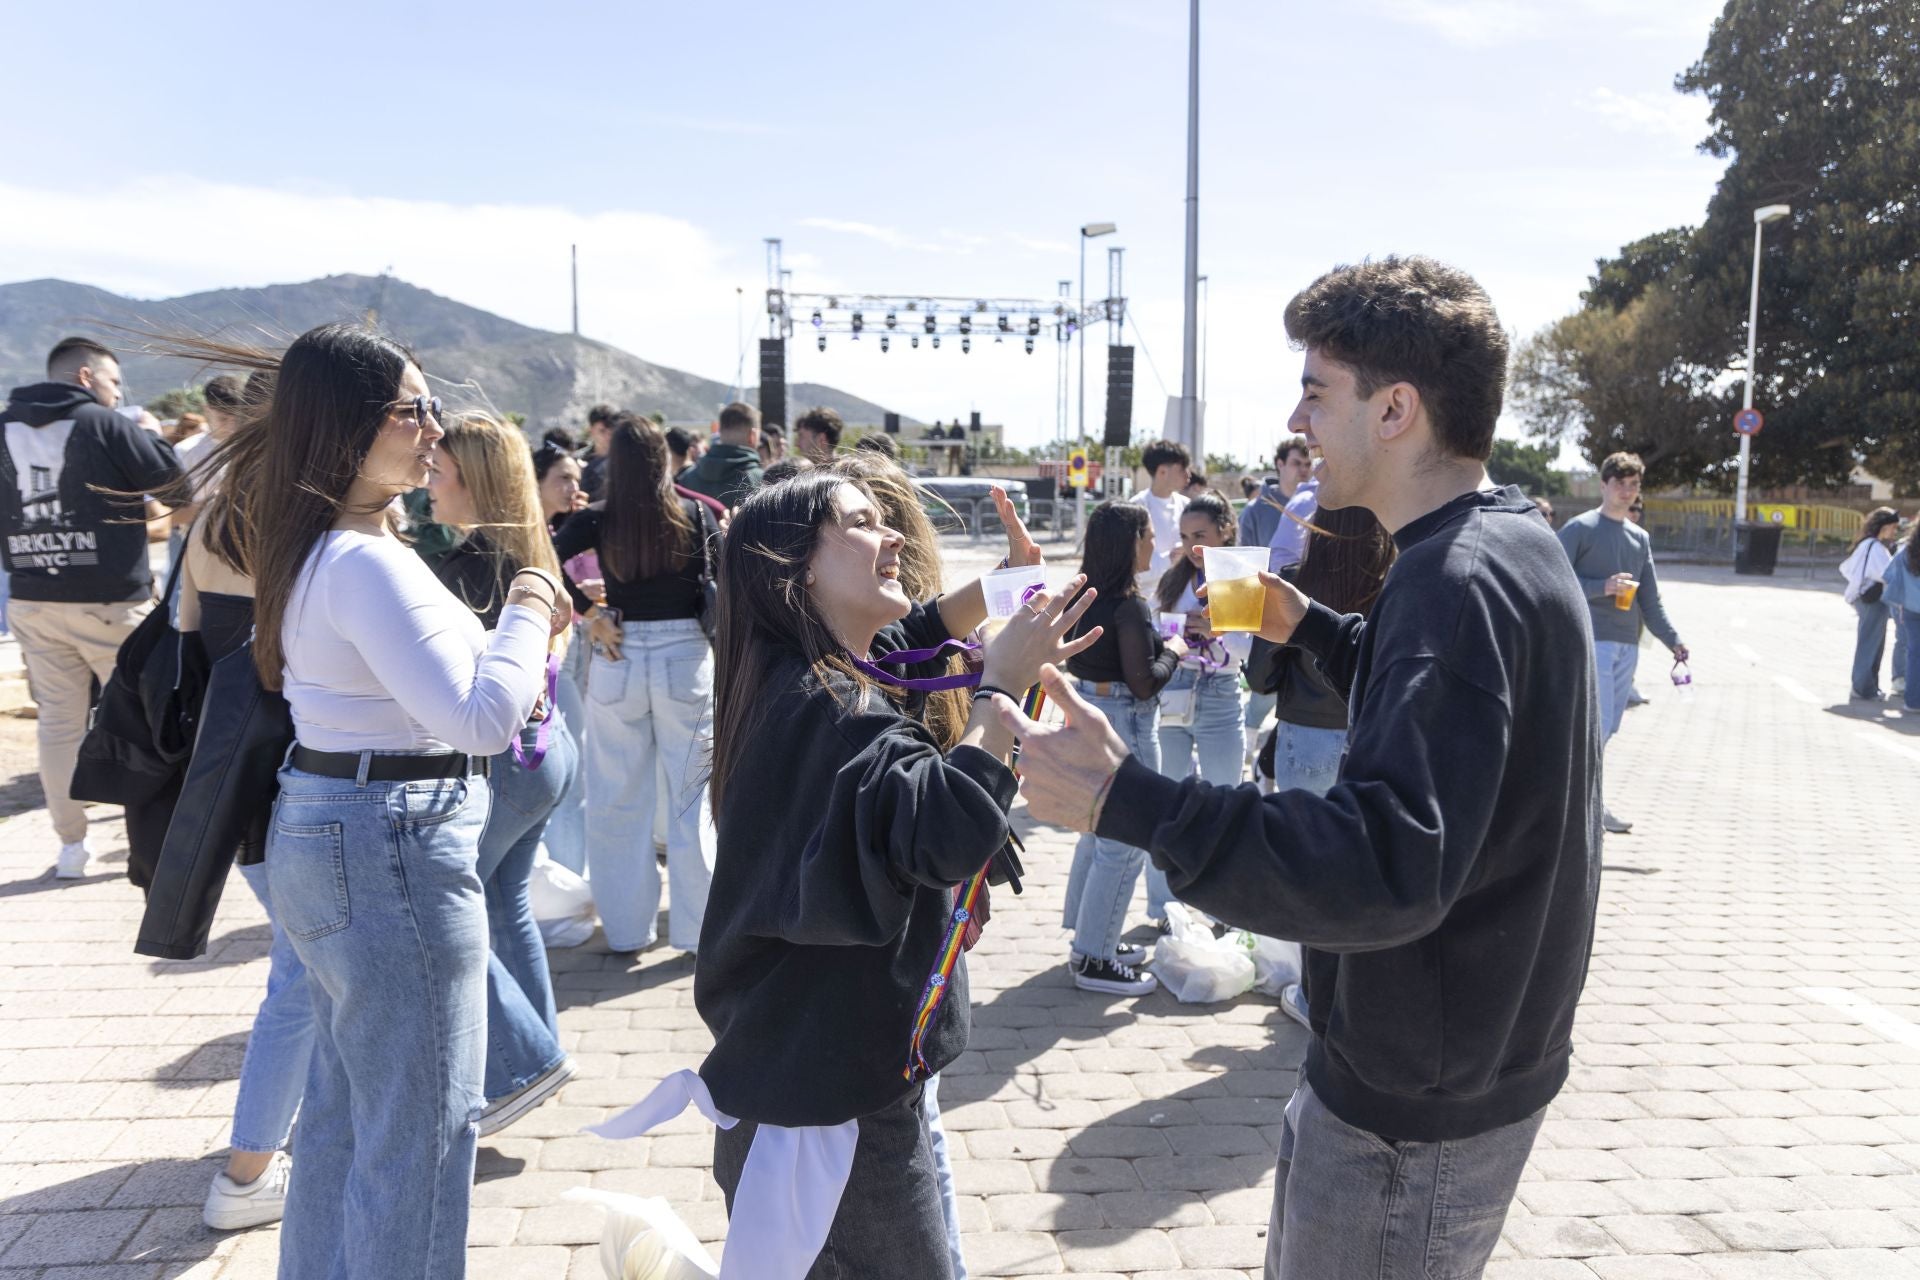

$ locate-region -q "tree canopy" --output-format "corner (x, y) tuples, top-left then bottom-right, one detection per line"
(1512, 0), (1918, 492)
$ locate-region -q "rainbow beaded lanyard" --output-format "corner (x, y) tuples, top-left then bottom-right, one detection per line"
(902, 681), (1046, 1082)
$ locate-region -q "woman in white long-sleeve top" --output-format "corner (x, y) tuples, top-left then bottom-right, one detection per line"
(235, 324), (568, 1280)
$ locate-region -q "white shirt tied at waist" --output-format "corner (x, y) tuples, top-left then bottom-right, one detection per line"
(589, 1070), (858, 1279)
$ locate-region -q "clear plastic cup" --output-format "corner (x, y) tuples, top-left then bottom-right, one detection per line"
(1613, 579), (1639, 611)
(982, 564), (1048, 619)
(1202, 545), (1269, 632)
(1157, 612), (1186, 640)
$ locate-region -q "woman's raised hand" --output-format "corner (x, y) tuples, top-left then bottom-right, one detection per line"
(992, 486), (1043, 569)
(980, 574), (1101, 694)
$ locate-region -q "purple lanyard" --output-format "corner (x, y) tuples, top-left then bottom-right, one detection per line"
(511, 652), (562, 769)
(850, 637), (983, 691)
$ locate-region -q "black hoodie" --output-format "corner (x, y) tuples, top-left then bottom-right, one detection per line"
(1098, 486), (1602, 1142)
(2, 382), (183, 603)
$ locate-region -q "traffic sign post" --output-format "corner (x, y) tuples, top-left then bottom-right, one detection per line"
(1734, 408), (1764, 436)
(1067, 448), (1089, 538)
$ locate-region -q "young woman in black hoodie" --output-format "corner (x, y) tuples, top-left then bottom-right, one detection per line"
(696, 470), (1098, 1277)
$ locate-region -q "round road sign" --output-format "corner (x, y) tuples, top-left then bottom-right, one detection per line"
(1734, 408), (1764, 435)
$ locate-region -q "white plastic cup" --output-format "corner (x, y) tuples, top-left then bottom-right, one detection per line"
(1202, 545), (1270, 633)
(982, 564), (1048, 619)
(1157, 611), (1186, 640)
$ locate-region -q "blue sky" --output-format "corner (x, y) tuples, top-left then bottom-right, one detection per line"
(1, 0), (1727, 463)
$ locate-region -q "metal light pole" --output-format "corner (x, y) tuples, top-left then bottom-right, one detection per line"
(570, 244), (579, 336)
(1734, 203), (1791, 532)
(1176, 0), (1202, 460)
(1079, 222), (1116, 443)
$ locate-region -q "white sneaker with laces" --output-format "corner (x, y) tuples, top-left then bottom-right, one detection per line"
(55, 840), (92, 879)
(203, 1150), (291, 1230)
(1602, 809), (1634, 835)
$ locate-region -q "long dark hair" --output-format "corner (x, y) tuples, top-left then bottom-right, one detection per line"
(709, 472), (884, 811)
(1856, 506), (1899, 548)
(1155, 491), (1235, 612)
(1906, 519), (1920, 576)
(1295, 504), (1396, 617)
(600, 411), (694, 582)
(1079, 500), (1149, 601)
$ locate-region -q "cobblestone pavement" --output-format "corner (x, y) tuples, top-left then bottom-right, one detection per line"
(3, 565), (1920, 1278)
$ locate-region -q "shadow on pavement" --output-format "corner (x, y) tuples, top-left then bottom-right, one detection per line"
(1823, 701), (1920, 734)
(0, 1155), (238, 1270)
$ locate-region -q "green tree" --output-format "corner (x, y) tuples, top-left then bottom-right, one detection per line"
(1512, 0), (1920, 491)
(1486, 439), (1570, 496)
(145, 387), (205, 420)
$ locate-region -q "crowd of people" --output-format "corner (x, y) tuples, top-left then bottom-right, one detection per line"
(0, 254), (1774, 1280)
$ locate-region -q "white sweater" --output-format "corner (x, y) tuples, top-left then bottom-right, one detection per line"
(281, 530), (549, 755)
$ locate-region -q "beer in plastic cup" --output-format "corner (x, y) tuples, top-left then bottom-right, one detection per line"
(1613, 578), (1639, 611)
(982, 564), (1048, 619)
(1202, 546), (1269, 632)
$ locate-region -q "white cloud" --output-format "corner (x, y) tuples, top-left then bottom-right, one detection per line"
(1587, 86), (1710, 144)
(798, 218), (952, 255)
(1378, 0), (1723, 48)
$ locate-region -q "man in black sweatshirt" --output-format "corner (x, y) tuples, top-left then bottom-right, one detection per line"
(3, 337), (183, 878)
(998, 257), (1600, 1280)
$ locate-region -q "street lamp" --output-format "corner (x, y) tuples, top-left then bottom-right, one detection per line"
(1734, 202), (1791, 535)
(1079, 222), (1117, 444)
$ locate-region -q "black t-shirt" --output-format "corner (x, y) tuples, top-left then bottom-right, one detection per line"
(551, 500), (707, 621)
(1064, 592), (1178, 699)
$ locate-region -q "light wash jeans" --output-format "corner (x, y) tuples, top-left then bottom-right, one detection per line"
(1593, 639), (1638, 741)
(1269, 722), (1347, 798)
(229, 860), (314, 1153)
(1266, 1081), (1543, 1279)
(267, 763), (491, 1280)
(1062, 688), (1159, 961)
(479, 714), (578, 1102)
(1852, 598), (1894, 699)
(1149, 666), (1244, 918)
(540, 633), (590, 875)
(584, 619), (714, 952)
(1905, 609), (1920, 710)
(923, 1073), (968, 1279)
(1244, 686), (1275, 731)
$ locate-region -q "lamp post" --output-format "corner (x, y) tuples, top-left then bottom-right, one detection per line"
(1734, 203), (1791, 535)
(1079, 222), (1116, 444)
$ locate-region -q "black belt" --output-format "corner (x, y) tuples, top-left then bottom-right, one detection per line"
(291, 745), (490, 782)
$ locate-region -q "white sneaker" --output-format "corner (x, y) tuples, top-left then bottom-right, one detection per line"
(477, 1057), (577, 1137)
(1602, 809), (1633, 835)
(1896, 677), (1907, 697)
(55, 840), (92, 879)
(203, 1150), (291, 1230)
(1279, 982), (1312, 1029)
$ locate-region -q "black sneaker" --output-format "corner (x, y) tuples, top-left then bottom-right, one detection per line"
(1072, 955), (1159, 996)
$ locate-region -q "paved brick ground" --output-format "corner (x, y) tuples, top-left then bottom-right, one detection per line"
(2, 564), (1919, 1278)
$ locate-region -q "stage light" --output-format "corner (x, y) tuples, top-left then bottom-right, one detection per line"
(851, 312), (864, 333)
(880, 335), (890, 353)
(1024, 337), (1035, 354)
(998, 314), (1010, 332)
(959, 316), (972, 335)
(924, 315), (936, 334)
(885, 312), (897, 329)
(961, 336), (971, 354)
(995, 333), (1004, 344)
(817, 335), (827, 351)
(1027, 316), (1041, 336)
(910, 334), (920, 348)
(811, 310), (822, 328)
(931, 335), (941, 349)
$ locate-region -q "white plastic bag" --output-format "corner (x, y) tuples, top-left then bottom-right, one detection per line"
(1239, 933), (1303, 997)
(564, 1187), (719, 1280)
(1149, 903), (1256, 1003)
(529, 849), (598, 949)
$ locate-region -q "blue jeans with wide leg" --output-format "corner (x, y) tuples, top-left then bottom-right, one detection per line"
(1061, 689), (1160, 961)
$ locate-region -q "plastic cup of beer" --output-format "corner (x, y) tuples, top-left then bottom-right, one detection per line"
(1613, 578), (1639, 611)
(982, 564), (1048, 619)
(1202, 546), (1269, 632)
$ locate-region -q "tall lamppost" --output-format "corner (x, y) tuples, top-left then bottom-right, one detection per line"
(1079, 222), (1116, 443)
(1735, 202), (1791, 534)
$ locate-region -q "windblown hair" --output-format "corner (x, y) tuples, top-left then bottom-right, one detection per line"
(709, 472), (887, 811)
(1155, 491), (1236, 612)
(1079, 500), (1149, 602)
(1906, 518), (1920, 577)
(832, 453), (965, 750)
(1295, 504), (1396, 618)
(599, 411), (695, 582)
(436, 413), (564, 648)
(1283, 255), (1507, 462)
(1855, 506), (1899, 549)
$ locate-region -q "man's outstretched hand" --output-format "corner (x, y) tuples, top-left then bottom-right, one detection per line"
(990, 665), (1132, 832)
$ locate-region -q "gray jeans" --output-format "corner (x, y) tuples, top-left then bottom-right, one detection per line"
(1267, 1081), (1543, 1280)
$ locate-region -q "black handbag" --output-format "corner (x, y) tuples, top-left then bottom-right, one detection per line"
(693, 499), (721, 643)
(135, 639), (294, 960)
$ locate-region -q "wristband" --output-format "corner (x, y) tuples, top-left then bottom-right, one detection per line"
(971, 683), (1020, 705)
(512, 567), (561, 596)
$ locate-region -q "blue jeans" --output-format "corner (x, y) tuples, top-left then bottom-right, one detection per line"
(268, 764), (491, 1280)
(1853, 598), (1892, 699)
(229, 861), (315, 1154)
(1266, 1080), (1543, 1279)
(540, 635), (590, 875)
(1150, 667), (1244, 917)
(922, 1074), (968, 1279)
(1593, 639), (1637, 741)
(585, 619), (714, 951)
(479, 714), (579, 1102)
(1062, 688), (1159, 961)
(1244, 686), (1275, 731)
(1270, 722), (1347, 798)
(1904, 609), (1920, 710)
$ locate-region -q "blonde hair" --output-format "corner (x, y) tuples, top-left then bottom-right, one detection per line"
(437, 413), (566, 648)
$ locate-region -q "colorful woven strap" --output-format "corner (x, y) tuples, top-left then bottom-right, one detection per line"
(902, 681), (1047, 1082)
